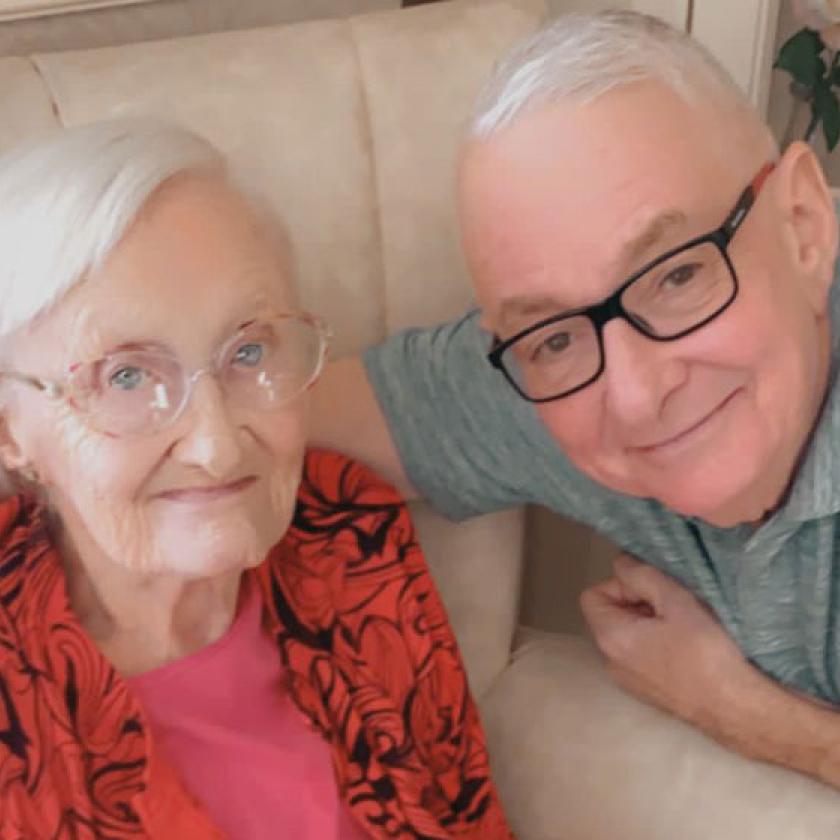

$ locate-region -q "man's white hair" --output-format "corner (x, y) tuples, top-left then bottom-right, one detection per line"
(471, 9), (758, 138)
(0, 119), (224, 338)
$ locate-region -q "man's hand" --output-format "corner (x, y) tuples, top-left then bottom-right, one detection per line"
(580, 553), (840, 777)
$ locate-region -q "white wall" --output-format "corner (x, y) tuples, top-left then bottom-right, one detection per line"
(691, 0), (781, 113)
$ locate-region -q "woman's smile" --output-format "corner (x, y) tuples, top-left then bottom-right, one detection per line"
(154, 475), (257, 505)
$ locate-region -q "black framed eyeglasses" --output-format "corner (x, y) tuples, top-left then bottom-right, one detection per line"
(487, 162), (776, 403)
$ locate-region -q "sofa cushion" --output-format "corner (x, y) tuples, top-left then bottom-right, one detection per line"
(410, 503), (524, 698)
(0, 57), (59, 150)
(480, 630), (840, 840)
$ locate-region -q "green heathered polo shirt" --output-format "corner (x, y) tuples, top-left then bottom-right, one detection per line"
(364, 261), (840, 703)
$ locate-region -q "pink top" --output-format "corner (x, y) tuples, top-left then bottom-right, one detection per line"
(129, 577), (367, 840)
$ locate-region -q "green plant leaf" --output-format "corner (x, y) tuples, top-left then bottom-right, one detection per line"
(815, 81), (840, 150)
(775, 28), (827, 89)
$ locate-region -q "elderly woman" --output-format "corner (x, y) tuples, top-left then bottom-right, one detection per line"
(0, 121), (510, 840)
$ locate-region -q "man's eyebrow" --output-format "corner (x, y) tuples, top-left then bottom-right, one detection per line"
(494, 209), (689, 334)
(617, 208), (688, 269)
(495, 295), (568, 333)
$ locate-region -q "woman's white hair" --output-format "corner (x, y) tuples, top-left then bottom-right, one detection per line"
(0, 119), (224, 338)
(471, 10), (759, 139)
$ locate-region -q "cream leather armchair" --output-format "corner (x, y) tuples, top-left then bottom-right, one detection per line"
(2, 1), (840, 837)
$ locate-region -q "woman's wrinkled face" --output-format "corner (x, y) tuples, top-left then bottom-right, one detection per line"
(2, 174), (308, 579)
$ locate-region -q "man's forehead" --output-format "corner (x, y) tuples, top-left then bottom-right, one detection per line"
(462, 87), (747, 333)
(488, 205), (690, 331)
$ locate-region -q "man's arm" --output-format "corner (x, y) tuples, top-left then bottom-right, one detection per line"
(310, 357), (417, 498)
(312, 314), (587, 520)
(581, 555), (840, 789)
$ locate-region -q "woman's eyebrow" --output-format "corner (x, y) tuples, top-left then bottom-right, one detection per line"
(63, 297), (282, 364)
(102, 339), (172, 355)
(66, 324), (171, 363)
(220, 297), (280, 333)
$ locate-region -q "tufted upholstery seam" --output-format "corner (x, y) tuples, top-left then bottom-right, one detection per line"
(346, 14), (390, 344)
(26, 54), (63, 125)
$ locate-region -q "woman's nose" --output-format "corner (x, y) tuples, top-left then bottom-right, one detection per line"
(600, 319), (686, 425)
(171, 372), (243, 477)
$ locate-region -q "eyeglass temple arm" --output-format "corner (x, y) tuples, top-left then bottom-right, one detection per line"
(720, 161), (776, 243)
(0, 371), (62, 397)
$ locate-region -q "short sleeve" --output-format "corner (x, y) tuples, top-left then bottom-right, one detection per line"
(363, 310), (573, 519)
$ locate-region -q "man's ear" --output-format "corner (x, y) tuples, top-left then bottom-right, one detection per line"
(775, 141), (839, 315)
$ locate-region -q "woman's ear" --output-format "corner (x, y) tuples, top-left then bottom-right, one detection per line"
(0, 413), (29, 474)
(774, 141), (838, 315)
(0, 414), (44, 493)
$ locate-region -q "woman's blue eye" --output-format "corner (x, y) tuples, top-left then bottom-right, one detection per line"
(233, 343), (264, 367)
(109, 366), (146, 390)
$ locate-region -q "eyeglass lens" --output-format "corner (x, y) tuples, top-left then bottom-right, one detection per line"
(67, 317), (325, 435)
(501, 240), (734, 401)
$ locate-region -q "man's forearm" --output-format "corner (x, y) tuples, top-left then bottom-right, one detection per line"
(309, 357), (417, 497)
(582, 557), (840, 790)
(708, 667), (840, 789)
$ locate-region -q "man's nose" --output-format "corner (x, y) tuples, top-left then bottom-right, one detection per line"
(171, 372), (243, 478)
(599, 319), (686, 425)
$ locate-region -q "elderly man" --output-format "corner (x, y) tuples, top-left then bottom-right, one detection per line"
(313, 10), (840, 787)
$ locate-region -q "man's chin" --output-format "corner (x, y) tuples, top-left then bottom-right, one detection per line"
(573, 444), (780, 525)
(585, 468), (749, 525)
(650, 484), (766, 527)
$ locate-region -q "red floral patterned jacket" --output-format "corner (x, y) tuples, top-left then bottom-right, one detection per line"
(0, 450), (513, 839)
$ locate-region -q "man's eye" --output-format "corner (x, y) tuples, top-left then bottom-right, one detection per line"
(659, 262), (702, 290)
(531, 331), (571, 361)
(108, 366), (147, 391)
(233, 342), (264, 367)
